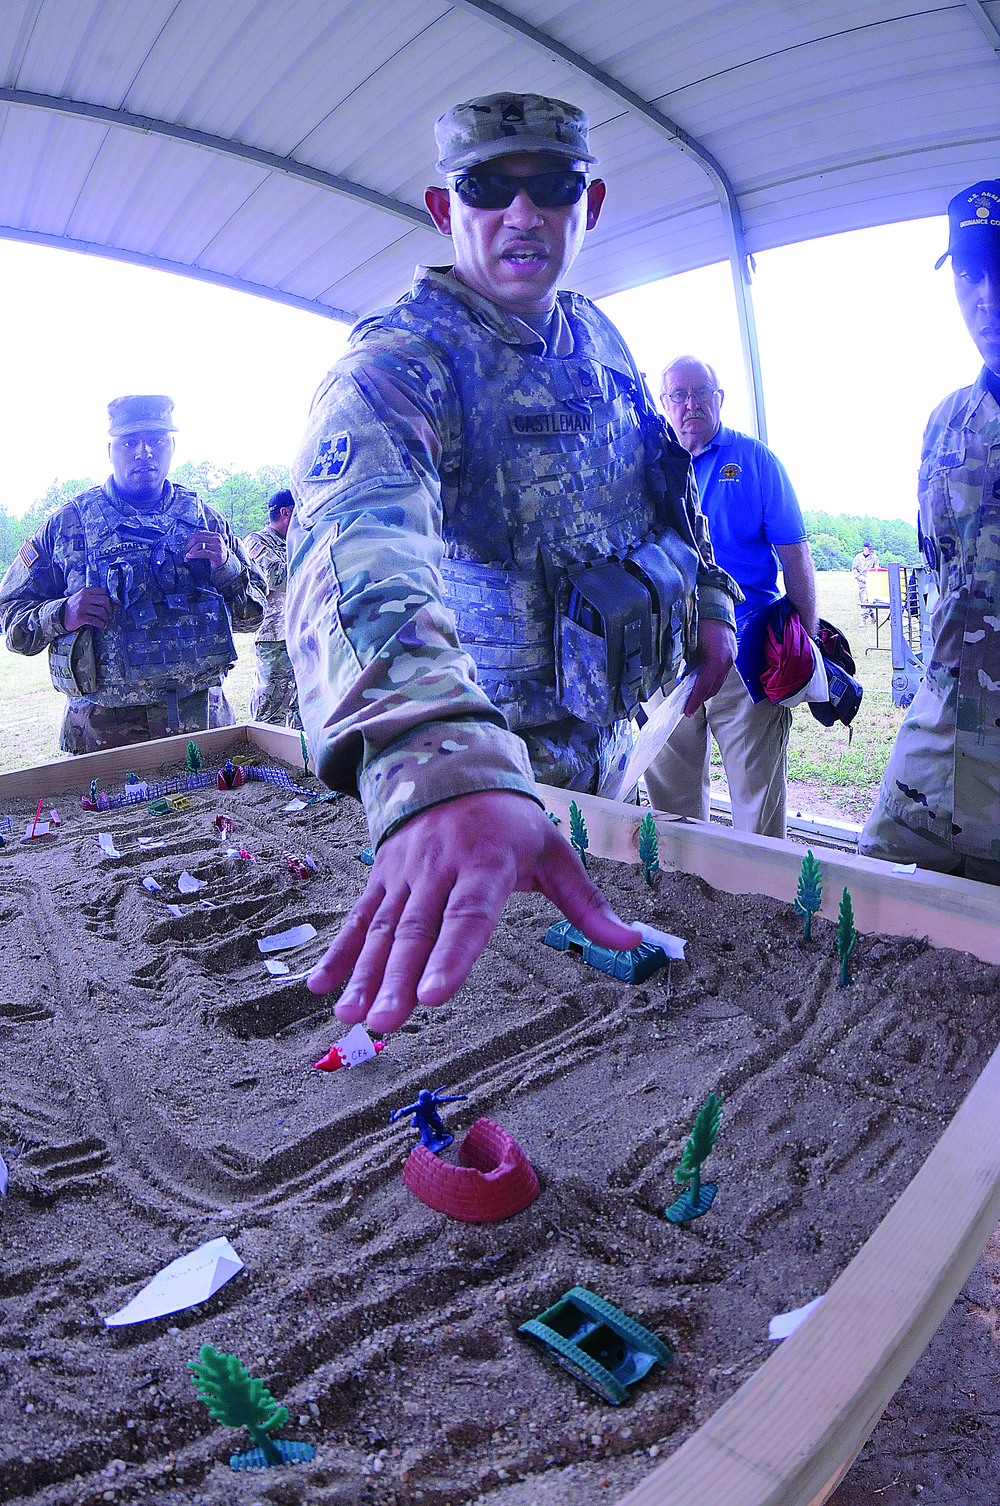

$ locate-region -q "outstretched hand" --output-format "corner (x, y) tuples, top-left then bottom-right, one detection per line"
(307, 790), (643, 1033)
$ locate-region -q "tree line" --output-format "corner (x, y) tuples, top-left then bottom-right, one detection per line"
(0, 469), (918, 577)
(803, 511), (919, 569)
(0, 462), (290, 575)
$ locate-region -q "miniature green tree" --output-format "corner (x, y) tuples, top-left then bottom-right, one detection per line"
(188, 1345), (315, 1471)
(837, 886), (857, 986)
(638, 812), (659, 886)
(794, 849), (823, 940)
(300, 731), (310, 778)
(186, 740), (202, 773)
(569, 800), (589, 869)
(665, 1092), (724, 1223)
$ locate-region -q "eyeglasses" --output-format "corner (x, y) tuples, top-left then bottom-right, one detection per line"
(662, 386), (720, 406)
(449, 170), (588, 210)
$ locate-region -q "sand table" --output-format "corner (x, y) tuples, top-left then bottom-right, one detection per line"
(1, 744), (999, 1505)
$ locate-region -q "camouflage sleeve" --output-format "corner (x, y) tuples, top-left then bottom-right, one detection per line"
(654, 421), (741, 631)
(286, 332), (537, 845)
(0, 513), (74, 654)
(686, 472), (742, 629)
(202, 507), (267, 632)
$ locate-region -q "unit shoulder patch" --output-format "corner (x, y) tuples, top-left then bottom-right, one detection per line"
(309, 433), (352, 481)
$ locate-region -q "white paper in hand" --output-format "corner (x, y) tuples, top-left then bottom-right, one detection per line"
(178, 871), (206, 893)
(97, 833), (120, 857)
(258, 923), (318, 954)
(768, 1294), (823, 1340)
(103, 1236), (244, 1326)
(632, 923), (687, 959)
(597, 678), (692, 802)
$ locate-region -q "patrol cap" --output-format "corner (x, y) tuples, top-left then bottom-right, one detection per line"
(935, 180), (1000, 269)
(267, 488), (294, 519)
(434, 92), (597, 175)
(108, 394), (177, 436)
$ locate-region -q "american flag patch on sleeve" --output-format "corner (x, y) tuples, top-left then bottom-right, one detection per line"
(246, 536), (265, 560)
(17, 537), (39, 569)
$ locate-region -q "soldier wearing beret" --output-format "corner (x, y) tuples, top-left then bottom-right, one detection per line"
(243, 488), (301, 728)
(861, 181), (1000, 881)
(0, 395), (266, 753)
(286, 92), (741, 1031)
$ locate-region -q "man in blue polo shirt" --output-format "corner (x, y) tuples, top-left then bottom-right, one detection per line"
(645, 356), (817, 837)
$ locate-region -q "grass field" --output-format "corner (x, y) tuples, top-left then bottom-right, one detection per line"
(768, 569), (904, 822)
(0, 572), (904, 820)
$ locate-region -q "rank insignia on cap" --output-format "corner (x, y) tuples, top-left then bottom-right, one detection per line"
(721, 463), (741, 480)
(309, 433), (352, 481)
(17, 537), (39, 569)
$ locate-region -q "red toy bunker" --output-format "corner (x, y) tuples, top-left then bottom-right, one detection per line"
(402, 1117), (539, 1222)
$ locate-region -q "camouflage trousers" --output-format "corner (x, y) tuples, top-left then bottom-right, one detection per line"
(59, 686), (235, 754)
(250, 640), (301, 729)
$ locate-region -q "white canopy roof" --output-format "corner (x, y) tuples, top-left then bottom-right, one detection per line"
(2, 1), (998, 427)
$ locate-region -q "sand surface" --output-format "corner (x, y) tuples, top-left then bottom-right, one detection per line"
(1, 743), (999, 1506)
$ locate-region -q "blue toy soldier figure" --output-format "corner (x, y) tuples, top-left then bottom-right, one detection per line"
(390, 1087), (469, 1154)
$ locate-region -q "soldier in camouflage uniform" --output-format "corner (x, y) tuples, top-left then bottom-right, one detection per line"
(286, 93), (741, 1031)
(243, 489), (301, 728)
(0, 395), (266, 754)
(861, 181), (1000, 882)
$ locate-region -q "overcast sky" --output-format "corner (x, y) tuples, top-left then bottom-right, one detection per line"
(0, 212), (979, 524)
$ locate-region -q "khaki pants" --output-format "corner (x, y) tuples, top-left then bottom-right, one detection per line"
(643, 665), (791, 838)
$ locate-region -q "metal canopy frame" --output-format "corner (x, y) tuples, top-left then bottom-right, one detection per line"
(451, 0), (768, 439)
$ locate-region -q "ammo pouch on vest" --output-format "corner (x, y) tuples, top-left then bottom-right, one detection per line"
(555, 534), (698, 725)
(48, 627), (98, 696)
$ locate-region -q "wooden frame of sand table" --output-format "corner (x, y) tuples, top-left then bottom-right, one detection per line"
(4, 726), (1000, 1506)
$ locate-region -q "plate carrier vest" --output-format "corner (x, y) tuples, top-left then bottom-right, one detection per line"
(359, 282), (701, 731)
(48, 483), (237, 705)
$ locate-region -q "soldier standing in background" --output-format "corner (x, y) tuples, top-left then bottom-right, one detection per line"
(861, 181), (1000, 881)
(243, 489), (301, 727)
(851, 539), (879, 624)
(0, 395), (266, 753)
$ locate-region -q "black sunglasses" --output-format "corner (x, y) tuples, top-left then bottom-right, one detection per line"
(449, 169), (588, 211)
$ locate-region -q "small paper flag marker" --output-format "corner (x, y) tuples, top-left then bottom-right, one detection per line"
(188, 1345), (316, 1471)
(665, 1093), (723, 1223)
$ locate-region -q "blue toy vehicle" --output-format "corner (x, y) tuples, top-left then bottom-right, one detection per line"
(519, 1286), (672, 1404)
(543, 919), (669, 984)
